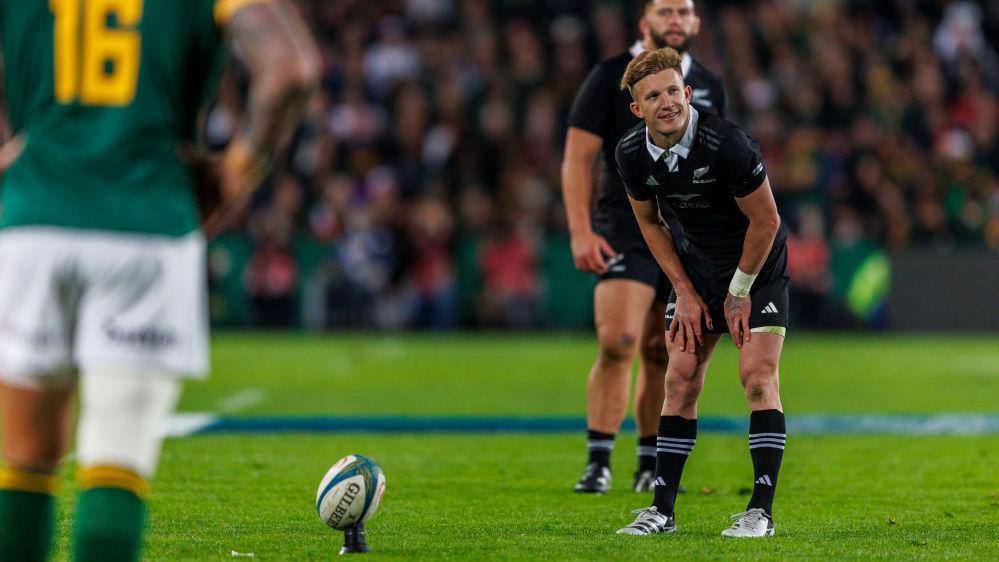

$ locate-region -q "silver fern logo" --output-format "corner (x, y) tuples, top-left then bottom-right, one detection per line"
(692, 165), (716, 184)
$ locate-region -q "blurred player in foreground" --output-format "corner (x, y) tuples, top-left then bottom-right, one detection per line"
(613, 48), (788, 537)
(0, 1), (318, 560)
(562, 0), (725, 494)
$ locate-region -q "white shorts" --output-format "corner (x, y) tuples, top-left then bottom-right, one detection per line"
(0, 227), (209, 389)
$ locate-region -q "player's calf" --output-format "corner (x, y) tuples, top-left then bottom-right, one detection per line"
(0, 383), (76, 562)
(74, 465), (149, 562)
(74, 370), (182, 562)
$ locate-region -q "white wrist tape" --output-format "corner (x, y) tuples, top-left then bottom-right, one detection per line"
(728, 268), (757, 298)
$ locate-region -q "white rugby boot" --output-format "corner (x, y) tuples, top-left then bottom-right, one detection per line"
(616, 506), (676, 535)
(720, 508), (775, 537)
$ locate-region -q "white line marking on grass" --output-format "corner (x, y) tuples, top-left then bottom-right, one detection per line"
(324, 356), (356, 377)
(216, 388), (266, 413)
(367, 339), (406, 361)
(160, 413), (999, 436)
(953, 357), (999, 376)
(163, 413), (219, 437)
(781, 414), (999, 435)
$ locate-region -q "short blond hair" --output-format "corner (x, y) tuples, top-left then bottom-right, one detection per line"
(620, 47), (683, 97)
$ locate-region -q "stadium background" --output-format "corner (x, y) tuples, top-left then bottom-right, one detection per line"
(201, 0), (999, 332)
(0, 2), (996, 559)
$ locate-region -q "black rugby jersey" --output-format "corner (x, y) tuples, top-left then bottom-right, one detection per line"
(567, 48), (726, 237)
(615, 111), (786, 266)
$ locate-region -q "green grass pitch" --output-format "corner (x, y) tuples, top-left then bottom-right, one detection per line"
(42, 333), (999, 559)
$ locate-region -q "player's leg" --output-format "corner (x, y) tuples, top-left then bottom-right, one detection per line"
(631, 298), (667, 492)
(720, 331), (785, 538)
(0, 229), (78, 562)
(619, 328), (720, 535)
(575, 278), (656, 493)
(652, 333), (719, 513)
(0, 383), (75, 562)
(73, 370), (181, 562)
(722, 257), (788, 538)
(71, 231), (208, 562)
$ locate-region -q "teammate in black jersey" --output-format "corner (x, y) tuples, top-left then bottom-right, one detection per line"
(613, 48), (788, 538)
(562, 0), (726, 495)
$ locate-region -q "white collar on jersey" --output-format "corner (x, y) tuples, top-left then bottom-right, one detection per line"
(645, 105), (700, 172)
(629, 40), (644, 58)
(628, 40), (692, 78)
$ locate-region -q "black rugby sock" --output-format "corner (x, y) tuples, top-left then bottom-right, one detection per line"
(637, 435), (657, 473)
(652, 416), (696, 516)
(586, 430), (615, 468)
(746, 409), (786, 516)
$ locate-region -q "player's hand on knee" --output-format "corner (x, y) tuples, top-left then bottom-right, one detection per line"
(571, 231), (615, 274)
(667, 313), (690, 353)
(672, 291), (711, 353)
(724, 292), (751, 349)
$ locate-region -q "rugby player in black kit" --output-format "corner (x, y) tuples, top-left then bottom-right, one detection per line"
(614, 48), (788, 538)
(562, 0), (726, 495)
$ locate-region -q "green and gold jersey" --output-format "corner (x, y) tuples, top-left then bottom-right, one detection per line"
(0, 0), (259, 236)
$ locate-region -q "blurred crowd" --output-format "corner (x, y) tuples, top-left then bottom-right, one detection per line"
(206, 0), (999, 330)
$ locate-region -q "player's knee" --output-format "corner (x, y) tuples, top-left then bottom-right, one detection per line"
(666, 374), (702, 406)
(745, 382), (768, 403)
(597, 331), (638, 364)
(742, 368), (778, 404)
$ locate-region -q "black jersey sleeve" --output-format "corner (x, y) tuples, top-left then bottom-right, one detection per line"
(717, 127), (767, 198)
(567, 62), (614, 135)
(615, 132), (651, 201)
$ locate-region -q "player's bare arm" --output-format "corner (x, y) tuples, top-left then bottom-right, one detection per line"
(0, 81), (23, 181)
(561, 127), (616, 273)
(629, 195), (711, 353)
(212, 0), (320, 215)
(0, 136), (24, 180)
(725, 176), (781, 348)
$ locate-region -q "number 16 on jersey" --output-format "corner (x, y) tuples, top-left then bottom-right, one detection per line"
(50, 0), (143, 107)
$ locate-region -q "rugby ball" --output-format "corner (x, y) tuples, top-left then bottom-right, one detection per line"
(316, 454), (386, 530)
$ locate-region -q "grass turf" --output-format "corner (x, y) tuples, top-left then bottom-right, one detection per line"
(184, 333), (999, 415)
(28, 333), (999, 559)
(49, 433), (999, 560)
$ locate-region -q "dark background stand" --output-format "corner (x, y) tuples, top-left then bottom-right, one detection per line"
(339, 523), (369, 555)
